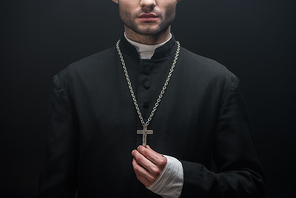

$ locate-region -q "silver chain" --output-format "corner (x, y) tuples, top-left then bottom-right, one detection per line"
(116, 40), (180, 127)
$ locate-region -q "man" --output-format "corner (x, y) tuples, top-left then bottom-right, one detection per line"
(39, 0), (265, 197)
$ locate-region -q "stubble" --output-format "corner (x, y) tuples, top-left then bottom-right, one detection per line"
(119, 4), (177, 36)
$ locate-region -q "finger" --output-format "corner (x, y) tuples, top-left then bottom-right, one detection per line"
(132, 159), (152, 187)
(135, 173), (152, 188)
(137, 145), (159, 164)
(132, 158), (155, 184)
(132, 149), (157, 173)
(137, 145), (167, 168)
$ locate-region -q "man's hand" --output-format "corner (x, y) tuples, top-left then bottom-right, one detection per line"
(132, 145), (167, 187)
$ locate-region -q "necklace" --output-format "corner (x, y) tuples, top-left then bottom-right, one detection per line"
(116, 40), (180, 146)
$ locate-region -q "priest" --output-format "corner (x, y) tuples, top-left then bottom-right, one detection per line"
(38, 0), (265, 197)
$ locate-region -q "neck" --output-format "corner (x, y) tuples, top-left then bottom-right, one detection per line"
(124, 33), (172, 59)
(124, 26), (171, 45)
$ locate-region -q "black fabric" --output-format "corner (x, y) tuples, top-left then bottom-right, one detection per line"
(38, 36), (265, 197)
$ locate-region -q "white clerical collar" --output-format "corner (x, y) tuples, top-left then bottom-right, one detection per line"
(124, 33), (172, 59)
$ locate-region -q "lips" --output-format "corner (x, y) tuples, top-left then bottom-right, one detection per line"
(138, 13), (159, 22)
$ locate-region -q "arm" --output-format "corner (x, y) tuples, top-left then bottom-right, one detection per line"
(181, 77), (265, 197)
(38, 75), (79, 198)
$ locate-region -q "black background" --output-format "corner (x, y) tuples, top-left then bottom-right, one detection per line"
(1, 0), (295, 197)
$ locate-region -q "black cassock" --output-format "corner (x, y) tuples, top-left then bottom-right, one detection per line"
(39, 36), (265, 197)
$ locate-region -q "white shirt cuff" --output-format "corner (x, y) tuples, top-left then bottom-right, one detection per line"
(147, 155), (184, 198)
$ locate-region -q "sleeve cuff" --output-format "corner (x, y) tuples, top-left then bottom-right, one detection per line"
(147, 155), (184, 198)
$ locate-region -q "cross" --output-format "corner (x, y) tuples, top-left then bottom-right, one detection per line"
(137, 125), (153, 147)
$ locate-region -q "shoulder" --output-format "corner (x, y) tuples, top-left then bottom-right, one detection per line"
(62, 47), (116, 75)
(180, 48), (234, 76)
(55, 46), (117, 82)
(176, 47), (239, 100)
(178, 47), (237, 83)
(51, 46), (119, 96)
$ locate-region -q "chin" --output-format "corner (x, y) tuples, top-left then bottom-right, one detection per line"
(136, 26), (164, 35)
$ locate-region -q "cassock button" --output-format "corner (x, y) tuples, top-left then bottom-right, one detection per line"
(144, 101), (149, 108)
(144, 81), (150, 89)
(144, 67), (151, 74)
